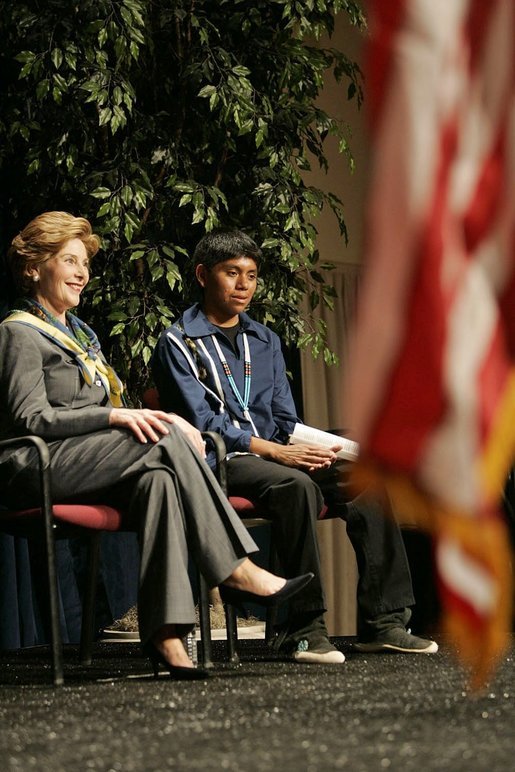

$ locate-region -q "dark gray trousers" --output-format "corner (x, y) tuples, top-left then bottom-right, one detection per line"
(6, 427), (257, 644)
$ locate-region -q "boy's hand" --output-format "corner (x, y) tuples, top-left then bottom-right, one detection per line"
(250, 437), (340, 471)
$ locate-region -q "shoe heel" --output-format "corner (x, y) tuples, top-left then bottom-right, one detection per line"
(143, 641), (210, 680)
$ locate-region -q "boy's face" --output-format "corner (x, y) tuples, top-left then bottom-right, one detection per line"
(196, 256), (258, 324)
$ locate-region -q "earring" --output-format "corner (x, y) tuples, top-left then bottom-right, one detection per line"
(33, 275), (39, 282)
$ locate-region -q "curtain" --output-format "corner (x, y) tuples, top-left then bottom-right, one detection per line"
(0, 532), (139, 650)
(300, 263), (361, 635)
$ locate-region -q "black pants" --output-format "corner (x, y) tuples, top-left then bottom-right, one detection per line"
(227, 455), (326, 615)
(227, 455), (415, 623)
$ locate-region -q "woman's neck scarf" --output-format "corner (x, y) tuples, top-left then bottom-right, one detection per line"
(2, 299), (124, 406)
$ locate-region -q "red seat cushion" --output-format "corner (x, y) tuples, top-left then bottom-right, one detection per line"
(143, 387), (160, 410)
(229, 496), (258, 513)
(0, 503), (124, 531)
(229, 496), (328, 520)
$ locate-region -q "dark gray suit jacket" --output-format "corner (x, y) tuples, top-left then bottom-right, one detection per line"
(0, 320), (112, 490)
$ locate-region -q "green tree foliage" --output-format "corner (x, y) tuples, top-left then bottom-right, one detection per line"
(0, 0), (365, 399)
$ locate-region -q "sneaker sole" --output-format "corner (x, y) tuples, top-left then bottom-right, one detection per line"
(293, 650), (345, 664)
(353, 641), (438, 654)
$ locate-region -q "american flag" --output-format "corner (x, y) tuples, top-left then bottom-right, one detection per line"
(345, 0), (515, 687)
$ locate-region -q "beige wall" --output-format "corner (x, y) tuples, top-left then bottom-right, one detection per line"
(303, 17), (370, 266)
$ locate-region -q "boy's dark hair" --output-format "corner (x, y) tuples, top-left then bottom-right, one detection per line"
(192, 230), (262, 271)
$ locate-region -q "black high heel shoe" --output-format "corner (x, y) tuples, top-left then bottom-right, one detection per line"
(143, 641), (210, 681)
(219, 572), (314, 609)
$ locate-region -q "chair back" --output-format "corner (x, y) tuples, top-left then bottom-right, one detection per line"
(0, 435), (129, 684)
(0, 503), (124, 534)
(142, 387), (161, 410)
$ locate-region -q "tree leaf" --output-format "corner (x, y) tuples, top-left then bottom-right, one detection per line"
(0, 0), (365, 394)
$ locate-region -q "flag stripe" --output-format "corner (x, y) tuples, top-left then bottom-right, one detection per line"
(365, 0), (406, 128)
(438, 537), (496, 616)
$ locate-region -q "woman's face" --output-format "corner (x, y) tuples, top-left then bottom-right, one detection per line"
(30, 238), (90, 322)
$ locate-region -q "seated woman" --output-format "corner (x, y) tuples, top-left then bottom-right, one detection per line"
(0, 211), (311, 680)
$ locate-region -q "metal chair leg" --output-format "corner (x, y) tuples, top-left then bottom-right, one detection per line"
(265, 531), (280, 643)
(198, 573), (213, 668)
(42, 521), (64, 686)
(38, 440), (64, 687)
(224, 602), (240, 663)
(80, 532), (101, 665)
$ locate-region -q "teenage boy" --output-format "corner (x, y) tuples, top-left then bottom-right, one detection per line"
(152, 230), (438, 663)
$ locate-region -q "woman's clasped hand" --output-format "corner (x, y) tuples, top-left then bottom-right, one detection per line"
(109, 407), (207, 456)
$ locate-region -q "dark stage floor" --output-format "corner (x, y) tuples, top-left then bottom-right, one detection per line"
(1, 636), (514, 771)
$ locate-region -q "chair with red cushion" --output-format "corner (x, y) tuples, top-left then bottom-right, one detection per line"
(0, 432), (217, 684)
(0, 435), (131, 685)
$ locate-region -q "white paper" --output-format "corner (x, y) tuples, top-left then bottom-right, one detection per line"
(289, 423), (359, 461)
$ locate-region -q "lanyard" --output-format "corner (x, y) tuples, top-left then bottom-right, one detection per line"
(210, 332), (260, 436)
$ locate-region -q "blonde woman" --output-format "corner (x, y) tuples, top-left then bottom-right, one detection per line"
(0, 212), (312, 680)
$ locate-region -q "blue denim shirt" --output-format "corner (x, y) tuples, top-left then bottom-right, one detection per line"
(152, 304), (299, 468)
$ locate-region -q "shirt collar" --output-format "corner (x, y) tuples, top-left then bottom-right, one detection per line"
(180, 303), (269, 342)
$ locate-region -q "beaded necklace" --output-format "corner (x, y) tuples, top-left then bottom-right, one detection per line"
(210, 332), (259, 436)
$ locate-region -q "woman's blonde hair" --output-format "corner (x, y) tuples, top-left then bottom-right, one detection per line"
(8, 211), (101, 296)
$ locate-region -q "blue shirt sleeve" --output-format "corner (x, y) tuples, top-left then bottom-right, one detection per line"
(265, 333), (299, 436)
